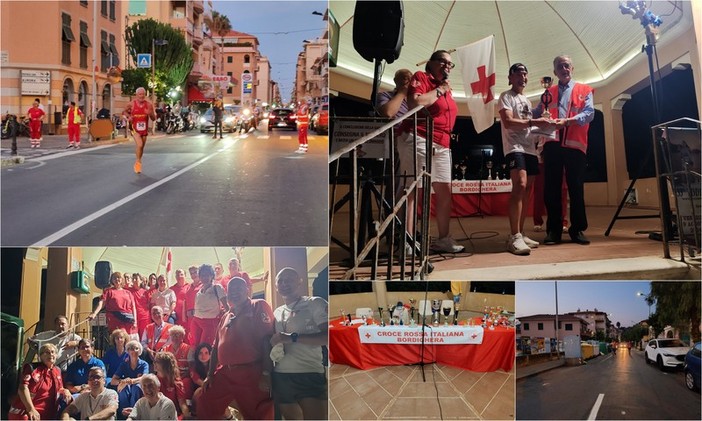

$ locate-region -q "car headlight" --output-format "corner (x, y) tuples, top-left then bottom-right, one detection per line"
(225, 117), (235, 123)
(199, 117), (207, 123)
(243, 108), (251, 116)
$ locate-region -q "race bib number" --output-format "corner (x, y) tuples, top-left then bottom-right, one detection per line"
(136, 121), (147, 131)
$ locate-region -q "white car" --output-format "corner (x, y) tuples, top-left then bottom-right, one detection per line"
(645, 338), (689, 370)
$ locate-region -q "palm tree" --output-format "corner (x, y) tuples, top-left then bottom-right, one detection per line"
(205, 10), (232, 76)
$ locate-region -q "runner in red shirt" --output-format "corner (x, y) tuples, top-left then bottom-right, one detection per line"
(123, 87), (156, 174)
(195, 277), (275, 420)
(26, 98), (45, 148)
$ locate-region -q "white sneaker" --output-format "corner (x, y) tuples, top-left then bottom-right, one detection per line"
(533, 225), (544, 232)
(432, 236), (464, 253)
(508, 233), (531, 255)
(562, 225), (568, 233)
(522, 235), (539, 248)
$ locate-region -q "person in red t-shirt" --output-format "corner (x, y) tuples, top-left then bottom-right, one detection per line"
(65, 101), (84, 149)
(195, 277), (275, 420)
(225, 257), (269, 295)
(122, 87), (156, 174)
(88, 272), (137, 335)
(26, 98), (45, 148)
(153, 352), (190, 417)
(183, 265), (202, 345)
(128, 273), (152, 337)
(8, 343), (72, 420)
(169, 268), (190, 327)
(295, 103), (310, 153)
(398, 50), (463, 254)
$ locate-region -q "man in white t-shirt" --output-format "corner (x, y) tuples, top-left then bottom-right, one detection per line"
(61, 367), (118, 420)
(125, 374), (177, 420)
(270, 267), (328, 420)
(26, 315), (82, 371)
(498, 63), (554, 255)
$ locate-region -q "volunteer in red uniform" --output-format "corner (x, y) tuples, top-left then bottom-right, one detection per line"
(65, 101), (84, 149)
(398, 50), (464, 254)
(169, 268), (190, 327)
(89, 272), (138, 335)
(123, 87), (156, 174)
(296, 103), (310, 153)
(196, 277), (275, 420)
(128, 274), (152, 337)
(141, 306), (173, 363)
(26, 98), (45, 149)
(183, 265), (202, 344)
(9, 343), (72, 420)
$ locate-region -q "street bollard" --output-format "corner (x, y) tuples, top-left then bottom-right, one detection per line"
(10, 114), (17, 156)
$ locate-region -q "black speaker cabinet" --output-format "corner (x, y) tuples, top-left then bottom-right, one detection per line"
(353, 1), (404, 64)
(95, 261), (112, 289)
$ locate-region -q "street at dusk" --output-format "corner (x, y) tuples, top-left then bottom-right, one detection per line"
(518, 348), (701, 420)
(1, 123), (327, 246)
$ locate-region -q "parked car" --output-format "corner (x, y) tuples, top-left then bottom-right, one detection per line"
(308, 104), (320, 131)
(645, 338), (689, 370)
(310, 103), (328, 134)
(267, 108), (297, 131)
(199, 108), (238, 133)
(684, 341), (701, 391)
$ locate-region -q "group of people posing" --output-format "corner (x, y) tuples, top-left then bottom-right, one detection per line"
(378, 52), (594, 256)
(9, 262), (328, 420)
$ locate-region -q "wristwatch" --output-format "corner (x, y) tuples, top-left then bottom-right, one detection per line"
(291, 332), (299, 343)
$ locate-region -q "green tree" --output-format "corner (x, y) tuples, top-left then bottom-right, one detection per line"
(205, 10), (232, 73)
(648, 281), (701, 342)
(122, 18), (194, 100)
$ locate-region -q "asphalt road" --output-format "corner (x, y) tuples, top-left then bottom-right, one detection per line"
(1, 125), (327, 246)
(517, 349), (701, 420)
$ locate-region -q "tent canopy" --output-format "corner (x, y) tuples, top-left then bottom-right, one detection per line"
(331, 0), (692, 99)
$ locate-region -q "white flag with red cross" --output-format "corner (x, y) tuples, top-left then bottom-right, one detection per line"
(456, 35), (496, 134)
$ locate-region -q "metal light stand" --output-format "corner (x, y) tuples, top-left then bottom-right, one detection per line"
(606, 7), (671, 236)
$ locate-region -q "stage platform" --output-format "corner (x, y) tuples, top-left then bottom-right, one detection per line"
(329, 206), (700, 280)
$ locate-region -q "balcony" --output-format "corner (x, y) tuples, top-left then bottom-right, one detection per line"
(192, 0), (204, 13)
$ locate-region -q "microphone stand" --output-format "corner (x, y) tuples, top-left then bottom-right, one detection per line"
(410, 279), (433, 382)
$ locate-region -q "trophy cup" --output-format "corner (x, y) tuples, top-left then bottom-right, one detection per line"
(409, 299), (417, 326)
(388, 304), (396, 325)
(453, 295), (461, 325)
(340, 309), (346, 326)
(459, 160), (468, 180)
(442, 303), (452, 326)
(486, 160), (494, 180)
(540, 76), (554, 121)
(378, 307), (385, 327)
(431, 300), (441, 326)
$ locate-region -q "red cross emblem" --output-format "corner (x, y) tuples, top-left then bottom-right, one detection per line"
(471, 333), (478, 339)
(365, 333), (372, 339)
(470, 65), (495, 104)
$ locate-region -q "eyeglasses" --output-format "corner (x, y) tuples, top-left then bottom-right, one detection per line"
(434, 59), (455, 69)
(127, 346), (140, 351)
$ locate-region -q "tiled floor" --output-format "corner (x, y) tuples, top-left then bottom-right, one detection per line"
(329, 362), (515, 420)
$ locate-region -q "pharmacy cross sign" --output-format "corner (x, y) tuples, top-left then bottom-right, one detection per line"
(470, 65), (495, 104)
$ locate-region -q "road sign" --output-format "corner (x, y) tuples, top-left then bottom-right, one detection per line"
(21, 70), (51, 96)
(137, 54), (152, 68)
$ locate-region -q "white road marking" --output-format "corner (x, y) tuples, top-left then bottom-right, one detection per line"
(27, 144), (118, 166)
(587, 393), (605, 420)
(280, 136), (293, 139)
(30, 140), (238, 246)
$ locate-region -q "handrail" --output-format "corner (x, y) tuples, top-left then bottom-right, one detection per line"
(329, 105), (434, 280)
(328, 105), (425, 163)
